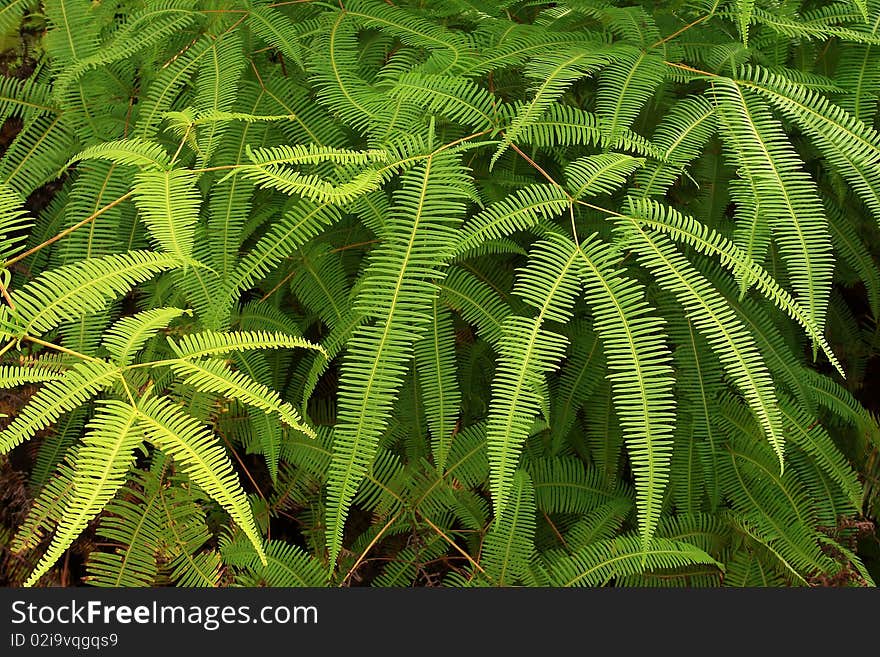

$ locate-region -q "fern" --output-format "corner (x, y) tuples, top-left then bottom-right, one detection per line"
(0, 0), (878, 589)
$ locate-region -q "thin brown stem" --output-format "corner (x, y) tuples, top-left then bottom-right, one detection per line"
(507, 140), (569, 195)
(664, 60), (718, 78)
(21, 335), (104, 363)
(420, 513), (491, 580)
(4, 191), (135, 268)
(340, 511), (402, 586)
(0, 279), (14, 310)
(259, 268), (297, 302)
(651, 14), (710, 49)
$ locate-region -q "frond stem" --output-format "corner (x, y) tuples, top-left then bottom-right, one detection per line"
(3, 191), (135, 268)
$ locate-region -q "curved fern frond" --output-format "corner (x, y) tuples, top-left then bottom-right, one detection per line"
(170, 357), (314, 436)
(168, 329), (323, 360)
(615, 218), (785, 467)
(136, 396), (266, 565)
(23, 400), (141, 587)
(10, 251), (188, 337)
(711, 77), (834, 334)
(544, 536), (721, 587)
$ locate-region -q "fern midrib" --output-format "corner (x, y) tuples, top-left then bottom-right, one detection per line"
(604, 51), (646, 141)
(493, 246), (579, 505)
(329, 156), (436, 549)
(577, 247), (661, 539)
(629, 223), (781, 458)
(328, 13), (376, 119)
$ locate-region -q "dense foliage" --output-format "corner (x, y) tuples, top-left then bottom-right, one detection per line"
(1, 0), (879, 587)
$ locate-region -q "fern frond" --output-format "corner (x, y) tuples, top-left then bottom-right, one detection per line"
(712, 77), (834, 333)
(170, 357), (313, 437)
(616, 218), (785, 467)
(66, 138), (172, 171)
(0, 360), (119, 455)
(573, 233), (675, 547)
(486, 233), (582, 518)
(136, 396), (266, 564)
(168, 329), (323, 360)
(10, 251), (188, 337)
(132, 170), (201, 260)
(414, 299), (461, 470)
(544, 536), (720, 587)
(24, 400), (141, 587)
(564, 154), (644, 199)
(0, 183), (32, 263)
(325, 151), (470, 566)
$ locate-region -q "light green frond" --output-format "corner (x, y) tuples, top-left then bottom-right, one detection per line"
(136, 395), (266, 565)
(66, 139), (172, 171)
(132, 170), (201, 260)
(454, 184), (570, 257)
(413, 299), (461, 470)
(0, 365), (64, 387)
(493, 47), (620, 166)
(24, 400), (141, 587)
(479, 469), (537, 586)
(0, 360), (119, 455)
(168, 329), (323, 360)
(596, 49), (666, 144)
(564, 153), (644, 198)
(623, 197), (843, 375)
(712, 77), (834, 334)
(0, 183), (32, 263)
(325, 151), (470, 566)
(170, 357), (313, 437)
(101, 307), (189, 366)
(10, 251), (188, 337)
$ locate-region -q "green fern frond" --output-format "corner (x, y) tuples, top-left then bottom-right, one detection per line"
(66, 138), (172, 171)
(23, 400), (142, 587)
(0, 360), (119, 455)
(712, 77), (834, 334)
(132, 170), (201, 260)
(168, 329), (323, 360)
(170, 357), (313, 437)
(564, 153), (644, 198)
(544, 536), (721, 587)
(10, 251), (189, 337)
(136, 396), (266, 565)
